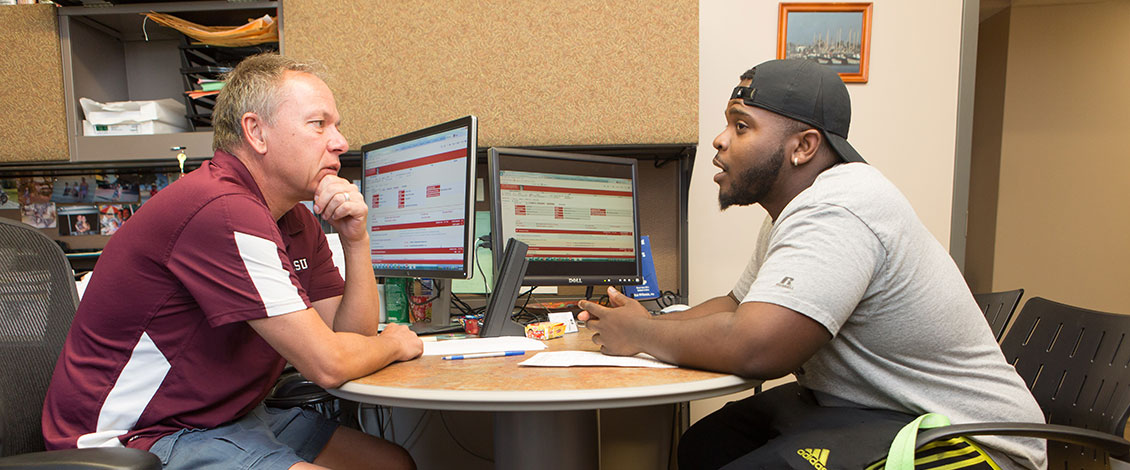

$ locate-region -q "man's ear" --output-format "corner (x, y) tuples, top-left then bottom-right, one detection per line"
(791, 129), (823, 166)
(241, 112), (268, 155)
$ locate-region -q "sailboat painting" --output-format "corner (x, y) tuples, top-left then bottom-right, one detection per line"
(778, 3), (873, 83)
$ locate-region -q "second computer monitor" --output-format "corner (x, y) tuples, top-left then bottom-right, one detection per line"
(361, 116), (477, 279)
(488, 147), (642, 286)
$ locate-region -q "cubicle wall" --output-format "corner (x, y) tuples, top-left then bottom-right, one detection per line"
(282, 0), (698, 148)
(0, 4), (68, 162)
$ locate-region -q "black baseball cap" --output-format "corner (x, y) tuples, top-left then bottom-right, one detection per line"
(729, 59), (865, 163)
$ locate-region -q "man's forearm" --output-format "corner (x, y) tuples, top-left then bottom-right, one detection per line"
(635, 310), (754, 375)
(333, 235), (381, 334)
(654, 294), (739, 321)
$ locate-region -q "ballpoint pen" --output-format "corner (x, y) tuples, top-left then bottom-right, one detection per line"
(442, 351), (526, 360)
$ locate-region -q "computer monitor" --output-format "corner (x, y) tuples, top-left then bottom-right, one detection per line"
(361, 116), (477, 279)
(488, 147), (643, 286)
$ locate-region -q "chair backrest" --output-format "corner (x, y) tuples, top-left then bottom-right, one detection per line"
(972, 288), (1023, 342)
(0, 218), (79, 456)
(999, 296), (1130, 468)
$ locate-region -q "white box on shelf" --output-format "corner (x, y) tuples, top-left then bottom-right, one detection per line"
(79, 97), (188, 127)
(82, 120), (187, 136)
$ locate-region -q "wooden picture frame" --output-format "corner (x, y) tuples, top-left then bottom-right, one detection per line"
(777, 3), (873, 83)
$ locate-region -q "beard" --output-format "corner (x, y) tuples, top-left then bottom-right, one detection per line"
(718, 145), (785, 210)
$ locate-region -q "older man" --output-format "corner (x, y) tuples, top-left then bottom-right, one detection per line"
(44, 54), (420, 470)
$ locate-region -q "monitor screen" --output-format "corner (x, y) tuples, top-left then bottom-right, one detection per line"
(488, 147), (642, 286)
(361, 116), (477, 279)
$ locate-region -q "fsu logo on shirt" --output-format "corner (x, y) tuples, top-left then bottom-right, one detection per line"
(293, 258), (309, 271)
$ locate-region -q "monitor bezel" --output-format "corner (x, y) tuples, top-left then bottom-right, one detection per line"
(360, 115), (478, 279)
(488, 147), (643, 287)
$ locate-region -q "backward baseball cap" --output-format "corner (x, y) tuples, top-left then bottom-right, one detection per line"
(730, 59), (865, 163)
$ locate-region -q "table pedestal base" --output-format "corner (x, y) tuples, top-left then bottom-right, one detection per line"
(494, 410), (599, 469)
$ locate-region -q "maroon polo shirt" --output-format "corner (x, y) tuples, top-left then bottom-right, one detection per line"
(42, 150), (344, 451)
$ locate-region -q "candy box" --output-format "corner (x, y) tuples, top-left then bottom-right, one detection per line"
(524, 321), (566, 340)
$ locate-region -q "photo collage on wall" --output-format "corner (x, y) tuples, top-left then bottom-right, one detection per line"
(1, 172), (180, 236)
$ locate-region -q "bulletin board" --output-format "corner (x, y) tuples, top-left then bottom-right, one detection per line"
(282, 0), (698, 148)
(0, 4), (68, 162)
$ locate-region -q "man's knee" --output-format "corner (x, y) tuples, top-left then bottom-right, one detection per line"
(382, 442), (415, 470)
(678, 402), (765, 470)
(315, 426), (416, 470)
(677, 421), (715, 470)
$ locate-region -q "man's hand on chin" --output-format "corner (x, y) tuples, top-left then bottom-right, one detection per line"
(312, 175), (367, 243)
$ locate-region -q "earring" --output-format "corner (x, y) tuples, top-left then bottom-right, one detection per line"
(792, 157), (799, 167)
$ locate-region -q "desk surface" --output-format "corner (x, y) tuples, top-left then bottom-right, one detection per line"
(331, 328), (758, 411)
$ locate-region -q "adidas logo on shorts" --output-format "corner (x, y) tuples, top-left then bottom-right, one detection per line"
(797, 448), (829, 470)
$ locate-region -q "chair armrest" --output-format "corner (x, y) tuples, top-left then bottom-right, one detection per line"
(916, 422), (1130, 460)
(0, 447), (160, 470)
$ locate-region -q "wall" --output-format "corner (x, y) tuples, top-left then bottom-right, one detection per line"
(283, 0), (697, 149)
(965, 9), (1011, 294)
(0, 4), (68, 162)
(992, 1), (1130, 313)
(690, 0), (969, 421)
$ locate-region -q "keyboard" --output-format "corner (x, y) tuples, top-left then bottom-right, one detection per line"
(408, 323), (465, 336)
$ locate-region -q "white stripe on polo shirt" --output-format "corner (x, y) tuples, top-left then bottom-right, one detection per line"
(77, 332), (170, 448)
(233, 231), (306, 316)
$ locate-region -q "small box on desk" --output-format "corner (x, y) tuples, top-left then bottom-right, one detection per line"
(524, 321), (566, 340)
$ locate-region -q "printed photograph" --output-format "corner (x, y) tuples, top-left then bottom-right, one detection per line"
(17, 177), (53, 205)
(94, 174), (140, 203)
(58, 205), (101, 236)
(21, 202), (57, 229)
(138, 172), (178, 204)
(99, 204), (134, 235)
(52, 176), (95, 204)
(0, 179), (18, 210)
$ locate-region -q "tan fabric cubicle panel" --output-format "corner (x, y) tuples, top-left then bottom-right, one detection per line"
(0, 4), (68, 162)
(283, 0), (697, 148)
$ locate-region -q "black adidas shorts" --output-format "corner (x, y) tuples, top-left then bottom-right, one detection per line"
(677, 383), (999, 470)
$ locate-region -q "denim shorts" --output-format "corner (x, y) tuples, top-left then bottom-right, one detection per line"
(149, 405), (338, 470)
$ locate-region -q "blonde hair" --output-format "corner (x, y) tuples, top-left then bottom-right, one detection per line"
(211, 53), (325, 153)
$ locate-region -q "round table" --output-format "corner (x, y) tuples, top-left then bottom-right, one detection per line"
(330, 329), (759, 469)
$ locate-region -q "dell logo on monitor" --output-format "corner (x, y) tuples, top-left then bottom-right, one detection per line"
(567, 278), (583, 284)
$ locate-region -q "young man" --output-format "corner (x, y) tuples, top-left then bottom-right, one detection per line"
(43, 54), (421, 470)
(578, 59), (1047, 469)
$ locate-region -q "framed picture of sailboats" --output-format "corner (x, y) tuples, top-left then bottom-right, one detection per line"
(777, 3), (873, 83)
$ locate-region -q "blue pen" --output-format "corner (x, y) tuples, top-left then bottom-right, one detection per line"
(442, 351), (526, 360)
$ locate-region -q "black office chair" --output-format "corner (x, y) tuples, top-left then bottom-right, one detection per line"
(972, 288), (1024, 342)
(266, 366), (341, 421)
(0, 218), (159, 469)
(912, 297), (1130, 469)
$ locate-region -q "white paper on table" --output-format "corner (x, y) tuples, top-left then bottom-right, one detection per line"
(518, 351), (677, 368)
(422, 336), (547, 356)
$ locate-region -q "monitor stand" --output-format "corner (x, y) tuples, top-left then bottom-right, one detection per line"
(432, 278), (453, 326)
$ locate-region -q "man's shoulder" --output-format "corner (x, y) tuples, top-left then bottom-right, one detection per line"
(792, 163), (912, 219)
(815, 163), (895, 197)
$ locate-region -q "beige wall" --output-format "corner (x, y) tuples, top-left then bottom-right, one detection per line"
(992, 1), (1130, 313)
(690, 0), (969, 421)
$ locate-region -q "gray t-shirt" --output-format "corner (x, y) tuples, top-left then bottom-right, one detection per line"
(733, 163), (1046, 469)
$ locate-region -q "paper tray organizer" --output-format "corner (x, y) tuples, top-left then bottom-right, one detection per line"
(177, 39), (278, 131)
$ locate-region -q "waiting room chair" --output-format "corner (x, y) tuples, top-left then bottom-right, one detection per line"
(913, 297), (1130, 469)
(0, 218), (159, 469)
(972, 288), (1024, 342)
